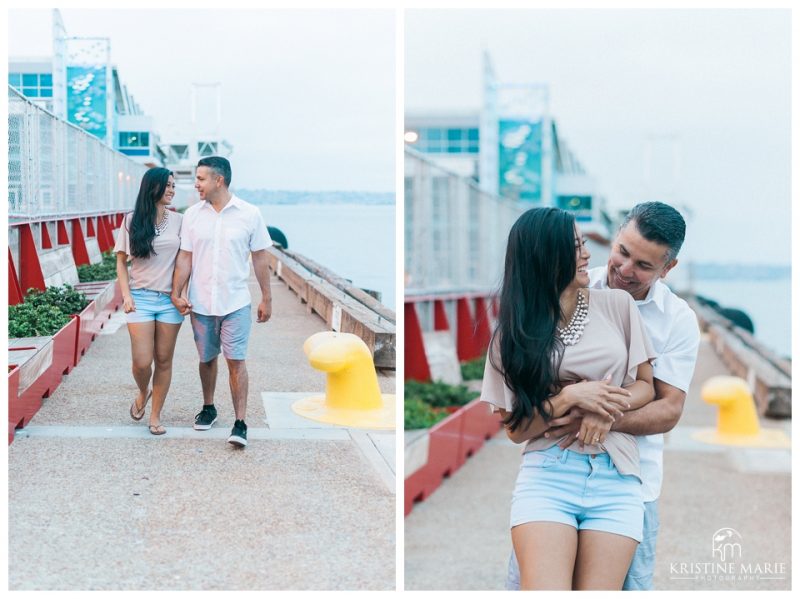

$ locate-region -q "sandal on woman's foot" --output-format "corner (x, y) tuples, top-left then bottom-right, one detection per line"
(148, 424), (166, 435)
(129, 389), (152, 421)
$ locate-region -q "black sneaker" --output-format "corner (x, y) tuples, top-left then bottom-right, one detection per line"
(228, 419), (248, 447)
(193, 404), (218, 430)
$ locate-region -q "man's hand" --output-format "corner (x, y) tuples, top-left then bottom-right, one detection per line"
(171, 295), (192, 316)
(257, 297), (272, 323)
(544, 409), (584, 448)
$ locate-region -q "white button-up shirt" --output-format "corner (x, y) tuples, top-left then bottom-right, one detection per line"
(589, 266), (700, 502)
(181, 194), (272, 316)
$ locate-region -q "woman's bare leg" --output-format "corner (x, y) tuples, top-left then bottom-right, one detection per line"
(512, 522), (578, 590)
(127, 321), (155, 410)
(150, 321), (181, 427)
(573, 530), (638, 590)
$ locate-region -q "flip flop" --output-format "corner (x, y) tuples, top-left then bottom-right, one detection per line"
(148, 424), (166, 436)
(129, 389), (152, 421)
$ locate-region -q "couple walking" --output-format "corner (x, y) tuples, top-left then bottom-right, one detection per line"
(481, 202), (700, 590)
(114, 156), (273, 447)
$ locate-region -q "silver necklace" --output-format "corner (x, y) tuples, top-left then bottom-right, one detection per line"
(155, 210), (169, 236)
(557, 289), (589, 346)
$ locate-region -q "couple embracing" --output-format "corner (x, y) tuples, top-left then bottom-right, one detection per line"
(481, 202), (700, 590)
(114, 156), (273, 447)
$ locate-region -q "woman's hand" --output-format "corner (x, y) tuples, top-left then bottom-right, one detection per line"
(577, 412), (613, 447)
(122, 294), (135, 313)
(562, 376), (631, 421)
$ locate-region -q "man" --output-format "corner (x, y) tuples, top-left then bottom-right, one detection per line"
(506, 201), (700, 590)
(171, 156), (273, 448)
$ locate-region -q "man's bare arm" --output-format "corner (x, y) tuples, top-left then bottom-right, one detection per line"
(610, 378), (685, 435)
(170, 249), (193, 314)
(251, 249), (272, 323)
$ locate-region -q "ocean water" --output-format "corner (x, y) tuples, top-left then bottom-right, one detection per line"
(258, 203), (396, 310)
(685, 277), (791, 359)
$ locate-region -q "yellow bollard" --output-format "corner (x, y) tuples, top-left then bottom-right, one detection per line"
(292, 331), (395, 430)
(693, 376), (790, 448)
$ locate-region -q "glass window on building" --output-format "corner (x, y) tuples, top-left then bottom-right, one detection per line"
(119, 131), (150, 147)
(198, 141), (218, 156)
(12, 73), (53, 99)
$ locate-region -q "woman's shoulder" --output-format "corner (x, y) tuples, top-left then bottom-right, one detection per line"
(588, 287), (636, 318)
(589, 287), (632, 305)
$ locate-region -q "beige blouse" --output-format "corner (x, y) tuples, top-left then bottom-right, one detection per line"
(114, 211), (183, 294)
(480, 288), (656, 480)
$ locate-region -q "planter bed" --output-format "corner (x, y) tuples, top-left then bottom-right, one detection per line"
(8, 317), (79, 445)
(73, 300), (99, 366)
(404, 397), (504, 516)
(459, 398), (503, 461)
(73, 280), (118, 338)
(404, 407), (465, 516)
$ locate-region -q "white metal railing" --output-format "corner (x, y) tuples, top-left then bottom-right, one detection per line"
(8, 85), (149, 220)
(404, 147), (526, 296)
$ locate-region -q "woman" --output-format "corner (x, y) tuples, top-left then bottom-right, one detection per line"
(480, 207), (656, 590)
(115, 167), (184, 435)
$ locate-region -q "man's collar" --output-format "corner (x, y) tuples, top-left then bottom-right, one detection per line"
(200, 193), (240, 212)
(589, 266), (667, 311)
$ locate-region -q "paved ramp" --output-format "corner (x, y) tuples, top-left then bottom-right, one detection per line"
(9, 273), (396, 591)
(404, 337), (791, 590)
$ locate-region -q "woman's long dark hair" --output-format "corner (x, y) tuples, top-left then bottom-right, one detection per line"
(489, 207), (577, 433)
(129, 167), (173, 259)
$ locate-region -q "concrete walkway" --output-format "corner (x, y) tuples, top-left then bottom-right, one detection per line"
(9, 272), (396, 591)
(404, 336), (791, 590)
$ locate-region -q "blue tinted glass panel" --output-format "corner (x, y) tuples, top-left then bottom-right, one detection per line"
(120, 148), (150, 156)
(23, 88), (39, 97)
(427, 128), (442, 141)
(468, 128), (479, 141)
(141, 132), (150, 146)
(22, 74), (38, 86)
(40, 73), (53, 86)
(40, 87), (53, 97)
(447, 128), (463, 141)
(9, 73), (22, 86)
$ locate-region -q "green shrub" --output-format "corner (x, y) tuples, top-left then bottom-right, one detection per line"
(460, 354), (487, 380)
(77, 251), (118, 282)
(404, 397), (449, 430)
(24, 285), (89, 315)
(405, 380), (479, 408)
(8, 284), (89, 338)
(9, 302), (70, 337)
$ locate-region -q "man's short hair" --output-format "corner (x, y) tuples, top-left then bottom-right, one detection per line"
(621, 201), (686, 262)
(197, 156), (232, 187)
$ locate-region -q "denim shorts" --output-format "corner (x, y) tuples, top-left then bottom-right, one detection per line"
(623, 500), (659, 590)
(190, 304), (252, 362)
(126, 288), (185, 324)
(510, 445), (644, 543)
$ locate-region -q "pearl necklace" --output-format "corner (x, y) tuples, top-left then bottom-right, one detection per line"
(154, 210), (169, 236)
(557, 289), (589, 346)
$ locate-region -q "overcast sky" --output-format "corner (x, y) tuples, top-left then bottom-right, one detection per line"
(406, 9), (791, 266)
(9, 8), (395, 192)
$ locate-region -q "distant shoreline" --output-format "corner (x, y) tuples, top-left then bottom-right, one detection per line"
(236, 189), (395, 206)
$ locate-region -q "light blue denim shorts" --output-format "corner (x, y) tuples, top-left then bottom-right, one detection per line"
(510, 445), (644, 542)
(190, 304), (251, 362)
(126, 288), (185, 325)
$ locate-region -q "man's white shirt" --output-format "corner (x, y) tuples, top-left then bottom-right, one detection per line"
(180, 194), (272, 316)
(588, 267), (700, 502)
